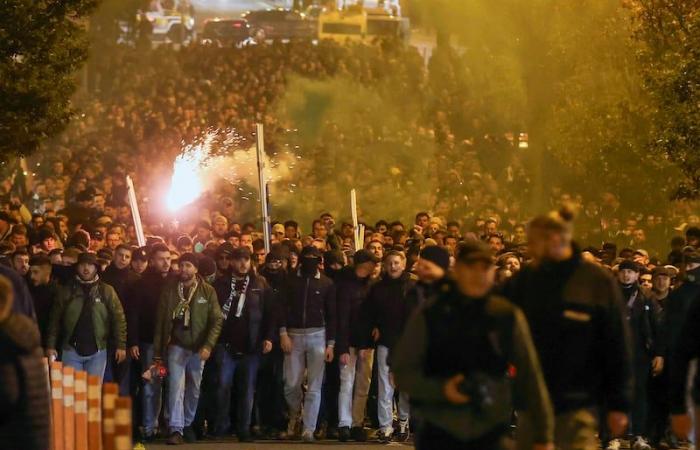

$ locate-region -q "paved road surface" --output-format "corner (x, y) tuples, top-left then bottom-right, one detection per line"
(146, 440), (412, 449)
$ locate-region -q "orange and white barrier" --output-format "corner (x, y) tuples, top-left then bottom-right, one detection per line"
(48, 364), (132, 450)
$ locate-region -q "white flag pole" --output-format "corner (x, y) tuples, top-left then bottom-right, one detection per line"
(256, 123), (271, 253)
(351, 189), (359, 251)
(126, 175), (146, 247)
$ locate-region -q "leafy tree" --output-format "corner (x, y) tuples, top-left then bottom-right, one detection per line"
(634, 1), (700, 199)
(0, 0), (98, 161)
(411, 0), (677, 211)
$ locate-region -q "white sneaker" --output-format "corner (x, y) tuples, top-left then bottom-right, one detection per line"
(378, 427), (393, 443)
(302, 430), (314, 442)
(396, 419), (410, 442)
(632, 436), (652, 450)
(606, 439), (621, 450)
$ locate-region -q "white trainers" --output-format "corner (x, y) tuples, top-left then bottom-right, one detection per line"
(301, 430), (314, 442)
(632, 436), (652, 450)
(378, 427), (393, 443)
(606, 439), (621, 450)
(396, 419), (410, 442)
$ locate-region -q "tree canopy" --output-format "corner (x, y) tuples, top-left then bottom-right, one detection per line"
(0, 0), (97, 161)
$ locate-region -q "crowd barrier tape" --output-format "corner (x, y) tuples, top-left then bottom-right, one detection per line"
(47, 362), (132, 450)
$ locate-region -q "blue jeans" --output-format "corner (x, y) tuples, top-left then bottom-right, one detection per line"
(167, 345), (204, 434)
(214, 346), (261, 435)
(141, 343), (164, 435)
(62, 348), (107, 379)
(283, 330), (326, 433)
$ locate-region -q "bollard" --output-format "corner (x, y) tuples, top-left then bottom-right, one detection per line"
(102, 383), (118, 450)
(114, 397), (132, 450)
(63, 366), (75, 450)
(50, 361), (65, 450)
(87, 375), (102, 450)
(74, 371), (88, 450)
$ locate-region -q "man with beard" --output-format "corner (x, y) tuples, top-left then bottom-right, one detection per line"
(27, 254), (58, 349)
(615, 260), (662, 450)
(336, 249), (380, 442)
(153, 253), (222, 445)
(46, 253), (127, 377)
(102, 244), (140, 394)
(212, 247), (273, 441)
(501, 208), (632, 450)
(279, 246), (336, 442)
(257, 247), (289, 438)
(362, 250), (416, 442)
(11, 249), (30, 278)
(128, 243), (174, 441)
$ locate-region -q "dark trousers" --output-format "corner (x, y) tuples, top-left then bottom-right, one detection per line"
(647, 368), (669, 443)
(104, 346), (131, 396)
(193, 354), (218, 436)
(254, 348), (287, 431)
(416, 423), (512, 450)
(214, 346), (260, 435)
(631, 359), (651, 436)
(317, 357), (340, 429)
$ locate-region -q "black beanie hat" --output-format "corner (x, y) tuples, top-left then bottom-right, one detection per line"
(618, 259), (640, 272)
(179, 252), (199, 270)
(420, 246), (450, 272)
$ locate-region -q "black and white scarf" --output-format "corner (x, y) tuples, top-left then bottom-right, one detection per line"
(222, 275), (249, 320)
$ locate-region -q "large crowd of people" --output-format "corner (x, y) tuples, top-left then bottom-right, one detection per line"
(2, 36), (700, 450)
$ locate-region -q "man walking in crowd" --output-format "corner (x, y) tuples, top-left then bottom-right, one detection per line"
(502, 208), (633, 450)
(102, 243), (140, 394)
(153, 252), (222, 445)
(335, 249), (380, 442)
(213, 246), (274, 441)
(363, 250), (416, 442)
(394, 241), (554, 450)
(130, 243), (174, 441)
(616, 260), (663, 450)
(279, 246), (336, 442)
(27, 253), (57, 348)
(647, 266), (672, 448)
(46, 252), (127, 377)
(257, 247), (289, 438)
(669, 250), (700, 443)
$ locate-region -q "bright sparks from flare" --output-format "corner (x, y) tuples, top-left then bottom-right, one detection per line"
(165, 135), (216, 212)
(164, 129), (296, 212)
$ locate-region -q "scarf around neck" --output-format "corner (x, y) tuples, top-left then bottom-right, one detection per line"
(174, 279), (199, 328)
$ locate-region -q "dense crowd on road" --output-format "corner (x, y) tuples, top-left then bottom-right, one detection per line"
(3, 38), (700, 450)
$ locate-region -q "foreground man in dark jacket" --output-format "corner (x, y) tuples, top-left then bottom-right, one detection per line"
(0, 274), (50, 450)
(502, 208), (633, 450)
(394, 241), (554, 450)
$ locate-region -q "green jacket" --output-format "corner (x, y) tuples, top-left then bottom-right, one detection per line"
(46, 280), (127, 351)
(153, 278), (222, 359)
